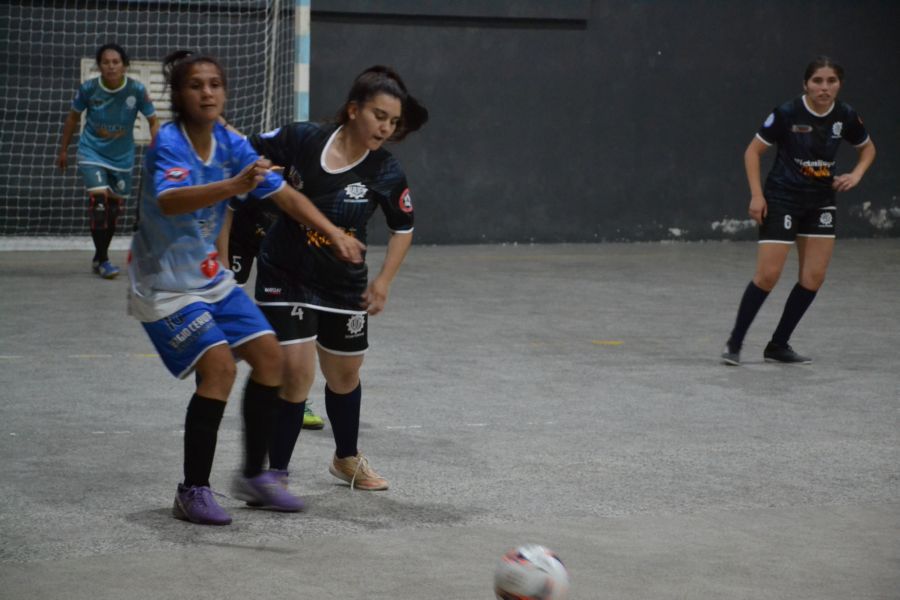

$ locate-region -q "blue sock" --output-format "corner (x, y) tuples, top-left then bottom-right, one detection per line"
(325, 383), (361, 459)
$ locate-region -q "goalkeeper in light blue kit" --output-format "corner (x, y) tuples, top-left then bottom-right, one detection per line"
(128, 50), (364, 525)
(57, 43), (159, 279)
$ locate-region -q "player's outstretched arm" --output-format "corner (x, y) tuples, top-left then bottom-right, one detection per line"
(271, 187), (365, 264)
(158, 159), (271, 215)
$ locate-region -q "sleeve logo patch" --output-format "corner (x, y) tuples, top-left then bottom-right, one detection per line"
(164, 167), (189, 182)
(399, 188), (413, 213)
(763, 112), (775, 128)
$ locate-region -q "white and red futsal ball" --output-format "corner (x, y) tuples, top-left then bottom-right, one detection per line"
(493, 544), (570, 600)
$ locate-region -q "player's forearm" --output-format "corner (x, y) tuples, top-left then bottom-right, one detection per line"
(58, 113), (80, 151)
(158, 180), (244, 215)
(375, 231), (412, 286)
(743, 144), (765, 198)
(272, 187), (344, 240)
(148, 115), (160, 140)
(850, 141), (876, 180)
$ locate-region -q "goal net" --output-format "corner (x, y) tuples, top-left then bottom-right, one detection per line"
(0, 0), (297, 241)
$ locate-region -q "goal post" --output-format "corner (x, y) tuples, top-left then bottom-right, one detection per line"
(0, 0), (299, 243)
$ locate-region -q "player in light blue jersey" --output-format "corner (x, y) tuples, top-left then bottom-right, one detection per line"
(57, 43), (159, 279)
(129, 50), (364, 525)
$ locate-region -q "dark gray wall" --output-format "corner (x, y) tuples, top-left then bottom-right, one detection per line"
(310, 0), (899, 244)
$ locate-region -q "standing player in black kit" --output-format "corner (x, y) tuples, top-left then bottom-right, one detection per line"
(722, 56), (876, 365)
(237, 65), (427, 490)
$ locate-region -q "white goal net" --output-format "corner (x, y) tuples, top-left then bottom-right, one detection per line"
(0, 0), (296, 239)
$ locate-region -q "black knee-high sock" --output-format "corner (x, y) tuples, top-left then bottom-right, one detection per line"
(242, 378), (280, 478)
(183, 394), (226, 488)
(728, 281), (770, 352)
(325, 383), (361, 459)
(103, 208), (118, 259)
(771, 283), (817, 346)
(91, 229), (108, 264)
(268, 398), (305, 471)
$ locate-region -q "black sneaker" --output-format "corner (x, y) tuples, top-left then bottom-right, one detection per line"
(763, 342), (811, 364)
(721, 347), (741, 366)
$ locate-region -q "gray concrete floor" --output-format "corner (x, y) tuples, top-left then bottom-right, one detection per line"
(1, 240), (898, 599)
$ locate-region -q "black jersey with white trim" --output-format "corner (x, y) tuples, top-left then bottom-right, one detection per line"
(251, 122), (413, 312)
(756, 96), (868, 194)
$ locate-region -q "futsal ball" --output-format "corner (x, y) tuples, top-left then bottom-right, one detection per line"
(493, 544), (570, 600)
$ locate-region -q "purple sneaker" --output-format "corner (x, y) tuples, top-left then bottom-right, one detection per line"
(244, 469), (289, 507)
(232, 470), (304, 512)
(173, 484), (232, 525)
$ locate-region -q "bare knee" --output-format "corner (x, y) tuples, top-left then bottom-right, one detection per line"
(196, 352), (237, 400)
(799, 270), (826, 291)
(753, 267), (782, 291)
(324, 370), (360, 394)
(243, 337), (284, 386)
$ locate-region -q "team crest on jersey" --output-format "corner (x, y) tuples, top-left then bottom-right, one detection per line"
(346, 313), (366, 336)
(832, 122), (843, 138)
(287, 167), (304, 190)
(791, 125), (812, 133)
(126, 96), (136, 109)
(343, 182), (368, 202)
(819, 213), (834, 227)
(164, 167), (190, 182)
(399, 188), (413, 213)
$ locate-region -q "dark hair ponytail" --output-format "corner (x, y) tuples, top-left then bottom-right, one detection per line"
(96, 43), (129, 67)
(804, 55), (844, 83)
(336, 65), (428, 142)
(162, 50), (227, 123)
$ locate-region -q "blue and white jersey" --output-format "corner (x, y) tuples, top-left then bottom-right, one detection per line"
(71, 76), (156, 171)
(128, 122), (285, 321)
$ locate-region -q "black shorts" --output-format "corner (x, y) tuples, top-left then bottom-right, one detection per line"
(759, 190), (836, 243)
(228, 232), (262, 285)
(258, 304), (368, 355)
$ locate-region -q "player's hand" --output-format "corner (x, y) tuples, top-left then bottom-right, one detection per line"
(56, 150), (67, 171)
(832, 173), (861, 192)
(328, 231), (366, 264)
(748, 194), (767, 224)
(361, 278), (389, 316)
(232, 158), (272, 194)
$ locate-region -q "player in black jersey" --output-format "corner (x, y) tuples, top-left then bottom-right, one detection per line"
(722, 57), (876, 365)
(233, 66), (428, 491)
(222, 195), (329, 429)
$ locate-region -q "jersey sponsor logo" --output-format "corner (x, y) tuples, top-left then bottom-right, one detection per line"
(264, 287), (282, 295)
(763, 113), (775, 128)
(200, 251), (219, 278)
(306, 227), (357, 248)
(819, 212), (834, 227)
(831, 121), (843, 138)
(790, 125), (813, 133)
(794, 158), (834, 179)
(168, 311), (215, 350)
(399, 188), (413, 213)
(343, 182), (368, 203)
(345, 313), (366, 337)
(164, 167), (190, 182)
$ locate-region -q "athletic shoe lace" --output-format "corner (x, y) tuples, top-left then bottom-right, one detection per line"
(350, 455), (379, 490)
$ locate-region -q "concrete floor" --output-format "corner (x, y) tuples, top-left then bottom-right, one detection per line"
(1, 240), (898, 599)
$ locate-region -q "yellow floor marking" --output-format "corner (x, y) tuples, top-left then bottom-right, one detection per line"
(592, 340), (623, 346)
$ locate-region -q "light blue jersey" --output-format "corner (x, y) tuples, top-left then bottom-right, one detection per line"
(72, 76), (155, 171)
(128, 122), (285, 321)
